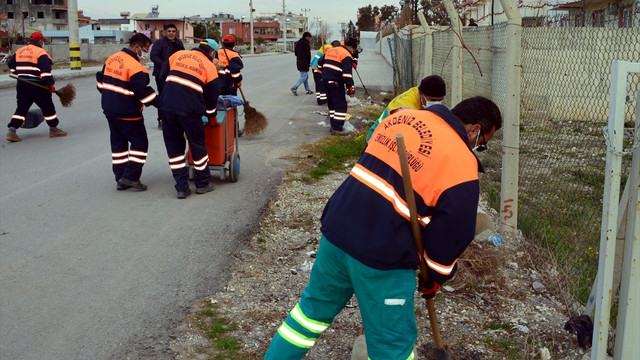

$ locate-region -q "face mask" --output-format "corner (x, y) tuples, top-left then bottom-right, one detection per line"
(422, 101), (441, 109)
(138, 51), (148, 61)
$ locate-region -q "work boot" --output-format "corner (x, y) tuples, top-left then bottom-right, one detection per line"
(49, 128), (67, 138)
(195, 182), (215, 194)
(118, 177), (147, 191)
(6, 132), (21, 142)
(177, 188), (192, 199)
(290, 87), (297, 96)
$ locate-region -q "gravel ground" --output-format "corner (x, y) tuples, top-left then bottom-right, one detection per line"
(166, 97), (595, 359)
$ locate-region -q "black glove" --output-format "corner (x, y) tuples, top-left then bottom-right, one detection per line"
(418, 276), (439, 299)
(346, 86), (355, 96)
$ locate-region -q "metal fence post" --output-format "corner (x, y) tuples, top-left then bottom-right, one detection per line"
(417, 12), (433, 78)
(613, 68), (640, 360)
(592, 60), (640, 359)
(443, 0), (462, 106)
(498, 0), (521, 237)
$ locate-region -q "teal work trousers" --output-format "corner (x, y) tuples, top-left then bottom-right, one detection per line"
(264, 235), (417, 360)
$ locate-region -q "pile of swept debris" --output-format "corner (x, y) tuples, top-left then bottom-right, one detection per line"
(168, 162), (594, 359)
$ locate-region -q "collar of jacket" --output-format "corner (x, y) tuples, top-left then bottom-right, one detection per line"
(192, 47), (213, 61)
(121, 47), (140, 61)
(28, 40), (42, 48)
(427, 104), (486, 173)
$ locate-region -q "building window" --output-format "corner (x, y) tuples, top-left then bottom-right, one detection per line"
(145, 24), (149, 30)
(7, 0), (13, 4)
(37, 12), (45, 19)
(8, 12), (14, 19)
(592, 9), (604, 27)
(22, 12), (28, 19)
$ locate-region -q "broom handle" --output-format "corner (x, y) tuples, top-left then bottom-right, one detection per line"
(395, 134), (446, 351)
(10, 75), (51, 91)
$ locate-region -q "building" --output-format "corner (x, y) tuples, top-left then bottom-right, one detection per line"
(133, 17), (195, 43)
(1, 0), (69, 35)
(458, 0), (636, 27)
(551, 0), (636, 27)
(220, 21), (281, 44)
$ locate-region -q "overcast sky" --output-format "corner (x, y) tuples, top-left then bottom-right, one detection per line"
(77, 0), (396, 35)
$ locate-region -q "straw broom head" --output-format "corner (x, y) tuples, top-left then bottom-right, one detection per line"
(56, 83), (76, 107)
(242, 101), (268, 137)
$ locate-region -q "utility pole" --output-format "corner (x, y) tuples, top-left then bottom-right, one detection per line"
(68, 0), (81, 70)
(249, 0), (255, 55)
(281, 0), (287, 52)
(301, 8), (310, 30)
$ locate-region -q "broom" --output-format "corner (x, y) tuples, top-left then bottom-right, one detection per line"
(396, 133), (453, 360)
(10, 75), (76, 107)
(237, 86), (268, 137)
(219, 47), (268, 137)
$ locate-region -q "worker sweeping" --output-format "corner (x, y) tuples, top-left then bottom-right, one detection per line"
(318, 38), (358, 136)
(6, 31), (67, 142)
(366, 75), (447, 142)
(217, 35), (243, 96)
(310, 42), (335, 105)
(264, 96), (502, 360)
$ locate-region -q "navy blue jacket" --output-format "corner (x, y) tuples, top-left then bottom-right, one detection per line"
(150, 36), (184, 77)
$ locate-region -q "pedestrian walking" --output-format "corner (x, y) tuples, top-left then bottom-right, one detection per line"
(366, 75), (447, 141)
(96, 33), (158, 191)
(6, 31), (67, 142)
(264, 96), (503, 359)
(150, 23), (184, 129)
(290, 32), (313, 96)
(318, 38), (358, 135)
(217, 35), (243, 96)
(159, 39), (221, 199)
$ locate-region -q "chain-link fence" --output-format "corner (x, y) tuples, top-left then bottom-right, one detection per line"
(383, 9), (639, 309)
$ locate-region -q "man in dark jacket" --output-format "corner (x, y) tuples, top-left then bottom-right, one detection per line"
(290, 32), (312, 96)
(150, 24), (184, 129)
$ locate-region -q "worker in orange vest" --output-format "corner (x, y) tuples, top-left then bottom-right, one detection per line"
(217, 35), (243, 96)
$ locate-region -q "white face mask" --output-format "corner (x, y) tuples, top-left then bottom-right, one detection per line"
(422, 101), (441, 109)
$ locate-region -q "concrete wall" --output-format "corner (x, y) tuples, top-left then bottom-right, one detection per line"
(12, 44), (125, 64)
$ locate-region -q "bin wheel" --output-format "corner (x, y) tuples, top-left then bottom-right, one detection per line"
(229, 151), (240, 182)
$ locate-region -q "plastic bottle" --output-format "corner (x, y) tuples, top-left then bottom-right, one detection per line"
(488, 234), (503, 247)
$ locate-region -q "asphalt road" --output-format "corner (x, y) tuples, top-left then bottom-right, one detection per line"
(0, 53), (331, 359)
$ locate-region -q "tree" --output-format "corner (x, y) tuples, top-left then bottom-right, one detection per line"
(356, 5), (376, 31)
(380, 5), (396, 24)
(192, 21), (220, 40)
(420, 0), (450, 26)
(255, 36), (265, 45)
